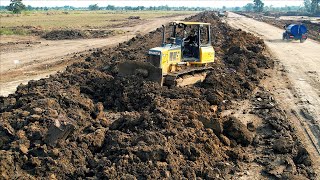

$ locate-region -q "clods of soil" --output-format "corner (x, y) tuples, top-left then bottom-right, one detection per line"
(0, 11), (316, 179)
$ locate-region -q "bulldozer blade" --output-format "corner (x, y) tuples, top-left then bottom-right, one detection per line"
(118, 61), (163, 84)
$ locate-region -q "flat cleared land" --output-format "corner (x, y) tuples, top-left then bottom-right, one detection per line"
(0, 12), (194, 96)
(0, 10), (194, 29)
(226, 12), (320, 175)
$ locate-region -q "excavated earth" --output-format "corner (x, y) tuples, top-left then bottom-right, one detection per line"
(0, 12), (317, 179)
(0, 26), (116, 40)
(42, 29), (116, 40)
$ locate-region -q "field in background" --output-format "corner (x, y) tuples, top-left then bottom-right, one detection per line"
(0, 10), (194, 35)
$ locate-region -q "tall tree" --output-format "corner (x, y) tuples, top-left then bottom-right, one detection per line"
(88, 4), (99, 10)
(304, 0), (312, 12)
(310, 0), (319, 14)
(6, 0), (26, 14)
(244, 3), (254, 12)
(253, 0), (264, 12)
(106, 5), (115, 10)
(26, 5), (33, 11)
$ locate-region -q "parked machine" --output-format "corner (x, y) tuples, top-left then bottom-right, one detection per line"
(282, 24), (308, 43)
(118, 21), (215, 87)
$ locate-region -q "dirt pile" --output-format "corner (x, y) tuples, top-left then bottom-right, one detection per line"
(264, 11), (314, 17)
(42, 29), (115, 40)
(128, 16), (140, 19)
(0, 11), (314, 179)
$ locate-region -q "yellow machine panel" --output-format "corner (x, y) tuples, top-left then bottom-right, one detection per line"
(161, 49), (181, 74)
(200, 46), (215, 63)
(190, 47), (215, 65)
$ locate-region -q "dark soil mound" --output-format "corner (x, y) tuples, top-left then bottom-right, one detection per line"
(42, 29), (86, 40)
(1, 11), (314, 179)
(42, 29), (114, 40)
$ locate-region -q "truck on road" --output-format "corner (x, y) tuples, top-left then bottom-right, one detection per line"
(283, 24), (308, 43)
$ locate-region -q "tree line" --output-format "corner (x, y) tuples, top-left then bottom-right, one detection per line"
(2, 0), (319, 15)
(1, 0), (214, 13)
(304, 0), (320, 14)
(242, 0), (319, 14)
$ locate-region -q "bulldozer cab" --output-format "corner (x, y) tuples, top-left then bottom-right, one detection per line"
(163, 21), (212, 61)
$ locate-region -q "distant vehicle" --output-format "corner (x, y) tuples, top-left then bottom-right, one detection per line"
(282, 24), (308, 43)
(218, 11), (228, 17)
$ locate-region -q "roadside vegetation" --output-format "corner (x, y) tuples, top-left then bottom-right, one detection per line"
(0, 28), (28, 35)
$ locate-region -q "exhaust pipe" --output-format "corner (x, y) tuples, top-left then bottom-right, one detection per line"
(162, 25), (166, 46)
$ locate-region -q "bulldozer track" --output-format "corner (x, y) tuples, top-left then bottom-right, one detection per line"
(292, 109), (320, 155)
(164, 66), (213, 86)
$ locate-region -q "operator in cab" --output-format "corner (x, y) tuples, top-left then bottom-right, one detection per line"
(184, 29), (198, 58)
(185, 29), (198, 45)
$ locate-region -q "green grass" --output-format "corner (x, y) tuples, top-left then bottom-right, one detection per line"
(0, 10), (194, 30)
(0, 28), (29, 35)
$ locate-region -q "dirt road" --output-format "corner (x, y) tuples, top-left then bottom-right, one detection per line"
(226, 12), (320, 174)
(0, 14), (192, 96)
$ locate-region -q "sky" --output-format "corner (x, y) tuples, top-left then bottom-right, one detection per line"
(0, 0), (305, 8)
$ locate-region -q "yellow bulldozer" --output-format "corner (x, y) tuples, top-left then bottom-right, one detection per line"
(118, 21), (215, 87)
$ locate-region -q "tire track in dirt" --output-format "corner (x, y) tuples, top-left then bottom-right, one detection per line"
(226, 12), (320, 175)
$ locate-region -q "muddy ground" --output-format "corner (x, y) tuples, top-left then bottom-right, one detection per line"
(0, 12), (317, 179)
(226, 12), (320, 176)
(238, 12), (320, 42)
